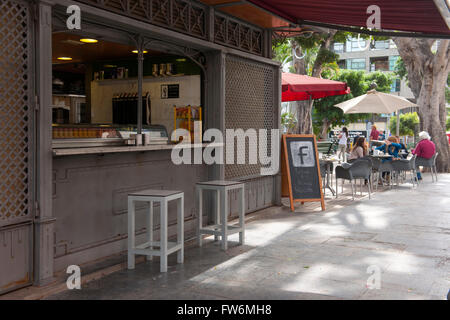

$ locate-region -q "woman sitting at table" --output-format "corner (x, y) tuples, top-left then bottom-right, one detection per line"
(412, 131), (436, 180)
(348, 136), (369, 162)
(375, 136), (402, 161)
(375, 136), (402, 184)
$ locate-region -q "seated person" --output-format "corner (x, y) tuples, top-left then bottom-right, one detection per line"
(348, 136), (369, 162)
(412, 131), (436, 180)
(395, 136), (409, 159)
(375, 136), (402, 184)
(376, 136), (402, 161)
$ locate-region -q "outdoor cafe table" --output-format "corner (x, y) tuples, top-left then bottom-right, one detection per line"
(319, 158), (336, 196)
(370, 154), (393, 159)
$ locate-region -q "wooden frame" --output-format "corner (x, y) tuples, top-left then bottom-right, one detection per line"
(281, 134), (325, 212)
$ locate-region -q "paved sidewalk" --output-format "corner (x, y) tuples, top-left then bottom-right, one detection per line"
(47, 174), (450, 300)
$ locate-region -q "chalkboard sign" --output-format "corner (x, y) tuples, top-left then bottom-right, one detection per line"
(329, 130), (367, 141)
(281, 134), (325, 211)
(161, 84), (180, 99)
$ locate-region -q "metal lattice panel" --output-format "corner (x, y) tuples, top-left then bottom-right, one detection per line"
(0, 0), (33, 227)
(225, 55), (275, 179)
(78, 0), (207, 40)
(214, 13), (263, 56)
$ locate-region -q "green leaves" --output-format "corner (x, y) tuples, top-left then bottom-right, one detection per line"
(389, 112), (419, 136)
(394, 57), (408, 80)
(281, 112), (298, 133)
(272, 40), (292, 68)
(315, 48), (339, 67)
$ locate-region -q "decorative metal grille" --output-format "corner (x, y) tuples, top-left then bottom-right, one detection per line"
(77, 0), (207, 40)
(0, 0), (33, 227)
(214, 13), (263, 56)
(224, 55), (275, 179)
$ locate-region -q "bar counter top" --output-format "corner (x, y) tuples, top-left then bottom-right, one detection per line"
(52, 142), (223, 157)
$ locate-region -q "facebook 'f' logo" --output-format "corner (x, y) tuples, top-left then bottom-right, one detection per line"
(290, 141), (314, 167)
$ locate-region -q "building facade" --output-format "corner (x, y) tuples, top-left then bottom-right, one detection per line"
(0, 0), (283, 294)
(332, 37), (417, 132)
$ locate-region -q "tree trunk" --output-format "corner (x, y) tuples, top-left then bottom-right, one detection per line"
(292, 43), (312, 134)
(296, 99), (313, 134)
(393, 38), (450, 172)
(320, 118), (330, 140)
(292, 31), (336, 134)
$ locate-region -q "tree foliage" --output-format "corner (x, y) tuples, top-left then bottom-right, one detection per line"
(447, 109), (450, 131)
(389, 112), (420, 136)
(272, 40), (293, 71)
(394, 57), (407, 80)
(281, 112), (297, 133)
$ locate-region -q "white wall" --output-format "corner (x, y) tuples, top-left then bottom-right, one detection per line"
(90, 75), (201, 134)
(332, 121), (388, 132)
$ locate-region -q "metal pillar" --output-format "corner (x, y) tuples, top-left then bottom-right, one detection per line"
(35, 0), (56, 286)
(137, 37), (144, 134)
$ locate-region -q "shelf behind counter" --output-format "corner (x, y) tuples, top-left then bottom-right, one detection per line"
(53, 142), (223, 156)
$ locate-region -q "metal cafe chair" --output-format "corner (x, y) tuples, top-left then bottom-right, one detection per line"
(370, 157), (394, 191)
(335, 159), (372, 200)
(391, 155), (418, 188)
(415, 152), (439, 183)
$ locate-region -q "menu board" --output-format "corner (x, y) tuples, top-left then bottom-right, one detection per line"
(281, 134), (325, 212)
(329, 130), (367, 141)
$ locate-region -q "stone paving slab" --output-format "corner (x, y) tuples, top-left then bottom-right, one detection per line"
(44, 174), (450, 300)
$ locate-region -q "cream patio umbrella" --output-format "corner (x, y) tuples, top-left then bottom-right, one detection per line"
(335, 89), (416, 114)
(335, 90), (417, 136)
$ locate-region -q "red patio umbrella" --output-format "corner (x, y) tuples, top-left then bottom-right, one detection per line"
(282, 73), (350, 102)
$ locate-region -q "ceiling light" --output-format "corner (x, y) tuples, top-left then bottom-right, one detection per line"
(176, 58), (187, 62)
(132, 50), (148, 54)
(57, 57), (72, 61)
(80, 38), (98, 43)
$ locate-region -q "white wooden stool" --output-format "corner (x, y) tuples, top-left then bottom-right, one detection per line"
(127, 189), (184, 273)
(196, 180), (245, 250)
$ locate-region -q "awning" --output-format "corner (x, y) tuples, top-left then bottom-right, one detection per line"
(247, 0), (450, 37)
(282, 73), (350, 102)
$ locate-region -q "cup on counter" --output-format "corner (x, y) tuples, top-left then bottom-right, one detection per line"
(152, 64), (159, 76)
(143, 133), (151, 146)
(159, 63), (166, 76)
(135, 134), (143, 146)
(128, 134), (142, 146)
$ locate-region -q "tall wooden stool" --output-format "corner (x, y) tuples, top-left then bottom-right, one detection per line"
(127, 189), (184, 273)
(196, 180), (245, 250)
